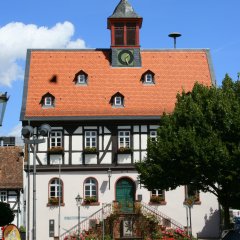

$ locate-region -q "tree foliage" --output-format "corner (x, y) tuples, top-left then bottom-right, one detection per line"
(136, 74), (240, 228)
(0, 202), (15, 226)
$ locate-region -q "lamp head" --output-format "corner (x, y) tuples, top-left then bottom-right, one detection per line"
(107, 168), (112, 178)
(75, 194), (83, 206)
(22, 126), (34, 138)
(39, 124), (51, 137)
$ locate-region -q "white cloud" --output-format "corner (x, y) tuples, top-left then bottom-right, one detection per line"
(7, 122), (22, 137)
(0, 21), (86, 86)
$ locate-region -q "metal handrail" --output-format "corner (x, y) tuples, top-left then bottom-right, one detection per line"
(141, 202), (184, 230)
(60, 203), (112, 240)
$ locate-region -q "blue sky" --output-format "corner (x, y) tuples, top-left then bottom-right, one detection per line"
(0, 0), (239, 136)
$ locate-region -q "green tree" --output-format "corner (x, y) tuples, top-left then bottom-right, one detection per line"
(0, 202), (15, 226)
(136, 74), (240, 229)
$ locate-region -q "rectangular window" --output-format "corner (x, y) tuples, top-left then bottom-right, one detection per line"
(77, 74), (86, 84)
(150, 189), (165, 203)
(44, 97), (52, 106)
(127, 23), (136, 45)
(0, 191), (7, 202)
(85, 131), (97, 148)
(118, 131), (130, 148)
(50, 131), (62, 147)
(152, 189), (164, 197)
(150, 130), (157, 141)
(115, 97), (122, 106)
(145, 74), (153, 83)
(185, 185), (200, 204)
(115, 23), (124, 45)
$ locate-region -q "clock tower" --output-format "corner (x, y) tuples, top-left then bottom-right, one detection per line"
(108, 0), (143, 67)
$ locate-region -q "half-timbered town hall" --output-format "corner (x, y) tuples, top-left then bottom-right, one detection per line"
(20, 0), (220, 239)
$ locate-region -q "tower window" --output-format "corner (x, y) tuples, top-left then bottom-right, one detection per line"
(115, 23), (124, 46)
(127, 23), (136, 45)
(114, 22), (137, 46)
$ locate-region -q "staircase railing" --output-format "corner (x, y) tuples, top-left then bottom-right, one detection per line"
(60, 203), (112, 240)
(140, 202), (185, 230)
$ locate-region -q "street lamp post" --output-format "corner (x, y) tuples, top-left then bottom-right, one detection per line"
(22, 124), (51, 240)
(0, 92), (9, 126)
(75, 194), (83, 235)
(107, 168), (112, 190)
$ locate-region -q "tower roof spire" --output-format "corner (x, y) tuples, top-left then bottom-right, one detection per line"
(109, 0), (141, 19)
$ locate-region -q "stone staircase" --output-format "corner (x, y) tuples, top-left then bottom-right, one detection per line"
(60, 201), (185, 240)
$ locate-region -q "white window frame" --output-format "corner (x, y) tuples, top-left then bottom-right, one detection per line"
(50, 131), (62, 147)
(114, 96), (123, 106)
(145, 73), (153, 83)
(0, 191), (7, 202)
(151, 189), (164, 197)
(118, 131), (130, 148)
(84, 178), (97, 198)
(49, 178), (62, 200)
(44, 96), (52, 106)
(77, 74), (86, 84)
(150, 130), (157, 141)
(85, 131), (97, 148)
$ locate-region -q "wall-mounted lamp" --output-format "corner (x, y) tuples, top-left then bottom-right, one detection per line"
(107, 168), (112, 190)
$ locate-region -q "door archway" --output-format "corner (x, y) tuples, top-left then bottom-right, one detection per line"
(116, 178), (135, 213)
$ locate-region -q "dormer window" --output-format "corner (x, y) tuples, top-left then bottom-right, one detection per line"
(77, 74), (86, 84)
(74, 70), (88, 85)
(141, 70), (155, 84)
(145, 74), (153, 83)
(40, 92), (55, 108)
(115, 96), (123, 106)
(110, 92), (124, 108)
(44, 97), (52, 106)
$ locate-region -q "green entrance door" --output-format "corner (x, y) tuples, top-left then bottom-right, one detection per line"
(116, 178), (135, 213)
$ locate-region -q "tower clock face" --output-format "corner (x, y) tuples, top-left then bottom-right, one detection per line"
(117, 50), (134, 66)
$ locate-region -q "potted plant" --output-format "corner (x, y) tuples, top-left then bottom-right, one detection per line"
(19, 226), (26, 240)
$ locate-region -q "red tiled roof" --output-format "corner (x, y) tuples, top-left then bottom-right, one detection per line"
(22, 49), (214, 120)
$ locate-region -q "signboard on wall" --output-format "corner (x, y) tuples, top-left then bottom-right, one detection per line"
(3, 224), (21, 240)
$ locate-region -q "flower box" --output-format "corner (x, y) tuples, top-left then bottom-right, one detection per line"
(83, 147), (98, 154)
(48, 147), (64, 154)
(48, 197), (61, 205)
(117, 147), (132, 154)
(83, 196), (98, 205)
(150, 195), (165, 204)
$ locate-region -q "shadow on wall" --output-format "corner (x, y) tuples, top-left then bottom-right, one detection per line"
(197, 208), (221, 239)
